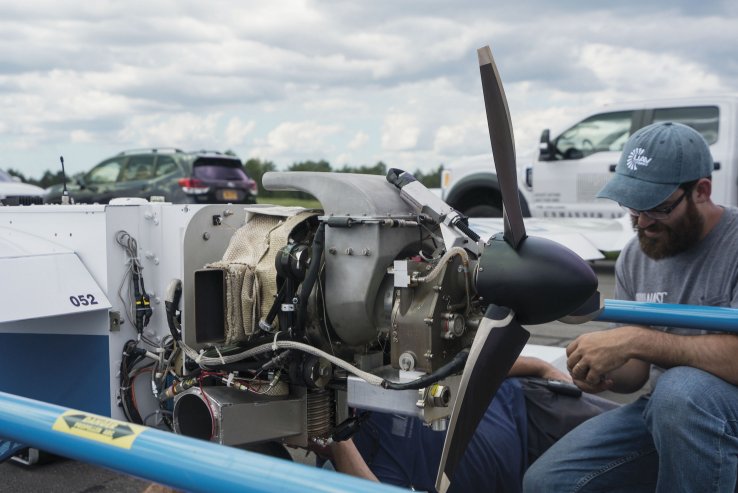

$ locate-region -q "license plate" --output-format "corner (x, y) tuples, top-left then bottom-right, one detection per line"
(222, 190), (238, 201)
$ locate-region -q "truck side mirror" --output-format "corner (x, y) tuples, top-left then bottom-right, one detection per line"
(538, 129), (555, 161)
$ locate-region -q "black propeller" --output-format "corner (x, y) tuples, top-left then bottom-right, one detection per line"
(435, 46), (599, 492)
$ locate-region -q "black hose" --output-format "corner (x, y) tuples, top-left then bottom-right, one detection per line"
(295, 222), (325, 337)
(165, 279), (182, 341)
(261, 283), (287, 332)
(119, 340), (146, 424)
(382, 349), (469, 390)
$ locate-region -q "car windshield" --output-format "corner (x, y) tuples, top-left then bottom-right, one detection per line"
(193, 161), (247, 181)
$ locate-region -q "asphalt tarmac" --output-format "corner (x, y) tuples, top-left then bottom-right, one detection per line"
(0, 260), (618, 493)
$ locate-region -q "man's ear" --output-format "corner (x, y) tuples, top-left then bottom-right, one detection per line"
(693, 178), (712, 203)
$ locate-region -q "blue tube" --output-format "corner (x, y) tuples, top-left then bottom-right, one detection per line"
(0, 391), (403, 493)
(597, 300), (738, 333)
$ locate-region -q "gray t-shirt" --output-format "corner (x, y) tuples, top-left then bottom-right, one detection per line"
(614, 206), (738, 389)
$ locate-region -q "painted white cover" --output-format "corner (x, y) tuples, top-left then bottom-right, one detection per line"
(0, 252), (110, 323)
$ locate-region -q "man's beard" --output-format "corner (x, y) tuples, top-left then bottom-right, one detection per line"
(632, 200), (703, 260)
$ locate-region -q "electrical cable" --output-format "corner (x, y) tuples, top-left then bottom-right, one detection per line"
(414, 246), (469, 284)
(180, 339), (384, 387)
(115, 230), (152, 335)
(381, 349), (469, 390)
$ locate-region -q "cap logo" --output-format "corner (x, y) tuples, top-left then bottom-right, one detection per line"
(626, 147), (652, 171)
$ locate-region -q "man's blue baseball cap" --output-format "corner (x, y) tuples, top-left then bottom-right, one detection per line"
(597, 121), (714, 211)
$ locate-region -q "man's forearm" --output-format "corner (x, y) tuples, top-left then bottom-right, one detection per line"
(508, 356), (548, 378)
(330, 439), (379, 482)
(627, 328), (738, 386)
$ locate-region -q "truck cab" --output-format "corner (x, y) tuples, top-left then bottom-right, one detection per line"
(441, 96), (738, 218)
(529, 97), (736, 218)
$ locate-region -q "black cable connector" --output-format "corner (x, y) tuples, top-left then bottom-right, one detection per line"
(332, 412), (371, 442)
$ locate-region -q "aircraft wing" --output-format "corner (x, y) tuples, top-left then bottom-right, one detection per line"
(468, 215), (634, 261)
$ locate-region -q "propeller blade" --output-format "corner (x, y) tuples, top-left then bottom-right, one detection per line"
(478, 46), (526, 249)
(433, 44), (600, 493)
(435, 304), (530, 493)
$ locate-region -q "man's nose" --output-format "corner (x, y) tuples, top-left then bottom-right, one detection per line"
(637, 213), (656, 229)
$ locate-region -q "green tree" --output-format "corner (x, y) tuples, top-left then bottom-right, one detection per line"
(287, 160), (332, 173)
(5, 168), (27, 183)
(243, 158), (277, 197)
(38, 170), (69, 189)
(411, 164), (444, 189)
(338, 161), (387, 175)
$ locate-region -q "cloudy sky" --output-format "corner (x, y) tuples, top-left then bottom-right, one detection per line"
(1, 0), (736, 180)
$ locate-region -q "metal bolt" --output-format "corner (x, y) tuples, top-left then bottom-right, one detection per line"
(361, 248), (371, 256)
(328, 247), (337, 255)
(345, 248), (353, 255)
(399, 352), (416, 371)
(202, 232), (210, 240)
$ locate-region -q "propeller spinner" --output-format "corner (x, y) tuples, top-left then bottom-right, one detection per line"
(435, 46), (598, 492)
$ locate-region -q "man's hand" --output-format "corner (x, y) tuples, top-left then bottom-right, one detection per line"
(571, 376), (614, 394)
(308, 438), (334, 461)
(566, 327), (638, 389)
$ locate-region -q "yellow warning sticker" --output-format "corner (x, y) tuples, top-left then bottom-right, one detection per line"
(52, 411), (147, 449)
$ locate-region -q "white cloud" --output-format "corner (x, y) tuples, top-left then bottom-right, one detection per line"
(580, 43), (726, 97)
(252, 121), (342, 160)
(1, 2), (737, 179)
(348, 131), (369, 150)
(118, 112), (222, 148)
(381, 113), (420, 151)
(70, 130), (94, 143)
(434, 116), (488, 157)
(224, 117), (256, 147)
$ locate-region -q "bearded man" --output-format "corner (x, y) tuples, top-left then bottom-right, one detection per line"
(523, 122), (738, 493)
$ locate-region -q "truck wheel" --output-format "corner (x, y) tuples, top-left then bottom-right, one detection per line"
(463, 204), (502, 217)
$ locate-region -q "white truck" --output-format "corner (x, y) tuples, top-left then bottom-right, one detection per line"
(441, 96), (738, 219)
